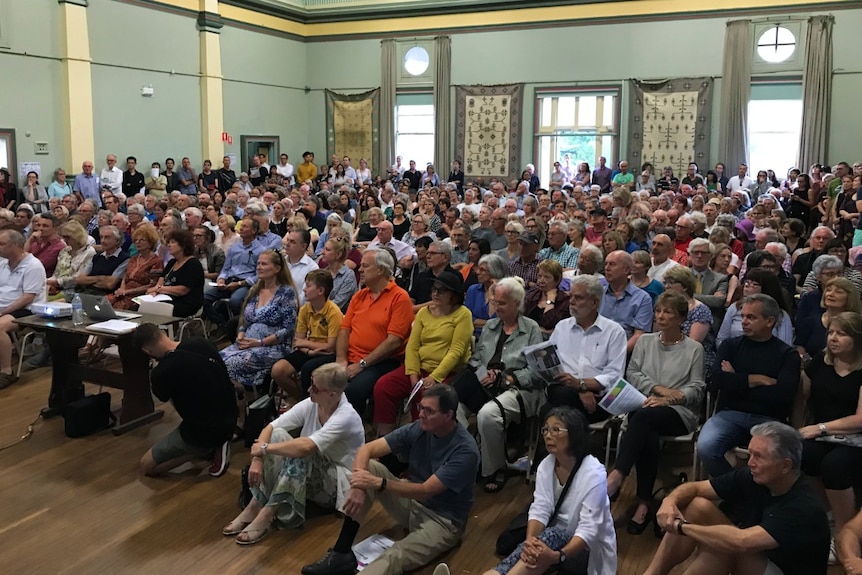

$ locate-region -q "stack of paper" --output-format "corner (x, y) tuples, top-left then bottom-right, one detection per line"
(85, 319), (139, 334)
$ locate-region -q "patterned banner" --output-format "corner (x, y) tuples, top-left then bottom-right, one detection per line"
(628, 78), (713, 176)
(325, 89), (380, 173)
(455, 84), (523, 181)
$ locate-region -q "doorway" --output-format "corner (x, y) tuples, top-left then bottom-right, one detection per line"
(241, 136), (279, 175)
(0, 128), (17, 182)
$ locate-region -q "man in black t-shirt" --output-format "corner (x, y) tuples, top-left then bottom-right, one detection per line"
(135, 323), (238, 478)
(645, 421), (830, 575)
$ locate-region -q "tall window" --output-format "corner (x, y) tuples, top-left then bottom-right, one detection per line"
(395, 93), (434, 169)
(748, 82), (803, 179)
(535, 90), (619, 187)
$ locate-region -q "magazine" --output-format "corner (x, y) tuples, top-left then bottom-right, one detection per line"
(524, 341), (564, 384)
(597, 378), (648, 416)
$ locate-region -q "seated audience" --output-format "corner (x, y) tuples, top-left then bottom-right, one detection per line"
(697, 294), (800, 478)
(795, 277), (862, 361)
(630, 249), (664, 304)
(223, 363), (364, 545)
(460, 237), (491, 288)
(480, 408), (616, 575)
(645, 422), (829, 575)
(600, 250), (653, 352)
(220, 249), (298, 391)
(319, 235), (357, 312)
(301, 385), (478, 575)
(523, 259), (571, 336)
(106, 222), (162, 310)
(204, 218), (264, 328)
(146, 229), (204, 318)
(838, 509), (862, 574)
(454, 277), (543, 494)
(716, 268), (793, 349)
(465, 253), (507, 337)
(192, 225), (225, 281)
(661, 266), (716, 372)
(801, 238), (862, 294)
(508, 232), (543, 288)
(135, 323), (237, 478)
(409, 240), (455, 311)
(800, 312), (862, 548)
(496, 221), (524, 265)
(374, 271), (473, 436)
(46, 221), (95, 298)
(606, 292), (705, 534)
(24, 213), (65, 277)
(539, 220), (580, 270)
(647, 233), (679, 282)
(688, 238), (729, 323)
(75, 225), (129, 295)
(271, 270), (343, 400)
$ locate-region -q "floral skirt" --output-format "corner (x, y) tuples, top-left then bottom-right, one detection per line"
(250, 427), (338, 529)
(494, 525), (574, 575)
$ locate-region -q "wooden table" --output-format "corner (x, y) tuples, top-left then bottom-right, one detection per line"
(15, 313), (182, 435)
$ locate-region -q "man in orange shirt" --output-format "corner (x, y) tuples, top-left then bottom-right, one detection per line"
(322, 248), (414, 414)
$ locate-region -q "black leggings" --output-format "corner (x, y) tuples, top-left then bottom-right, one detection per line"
(801, 439), (862, 490)
(614, 407), (688, 501)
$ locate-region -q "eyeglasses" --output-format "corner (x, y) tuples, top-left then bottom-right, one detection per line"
(418, 405), (439, 416)
(309, 382), (331, 394)
(540, 426), (568, 437)
(743, 280), (761, 288)
(690, 250), (710, 256)
(426, 251), (443, 256)
(431, 286), (452, 295)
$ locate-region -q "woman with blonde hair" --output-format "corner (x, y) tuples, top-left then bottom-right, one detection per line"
(319, 235), (357, 312)
(220, 249), (299, 390)
(402, 212), (435, 247)
(218, 214), (240, 253)
(796, 277), (862, 360)
(108, 222), (163, 310)
(630, 250), (664, 304)
(496, 221), (524, 265)
(662, 266), (716, 372)
(47, 220), (96, 299)
(353, 206), (383, 245)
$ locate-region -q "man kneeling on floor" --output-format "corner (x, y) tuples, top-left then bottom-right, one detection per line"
(644, 421), (830, 575)
(135, 322), (238, 477)
(302, 384), (479, 575)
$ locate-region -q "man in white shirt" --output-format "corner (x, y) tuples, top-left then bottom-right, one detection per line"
(276, 153), (294, 185)
(367, 220), (416, 268)
(283, 229), (318, 305)
(0, 229), (47, 388)
(388, 156), (405, 182)
(542, 274), (627, 425)
(648, 234), (680, 282)
(457, 188), (480, 217)
(726, 163), (753, 192)
(342, 156), (358, 184)
(100, 154), (123, 194)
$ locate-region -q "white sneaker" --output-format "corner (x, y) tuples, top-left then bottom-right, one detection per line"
(828, 537), (838, 565)
(432, 564), (451, 575)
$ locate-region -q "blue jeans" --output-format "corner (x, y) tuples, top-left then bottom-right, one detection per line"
(203, 284), (250, 326)
(697, 410), (776, 477)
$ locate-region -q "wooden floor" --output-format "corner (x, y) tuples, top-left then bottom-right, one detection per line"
(0, 366), (844, 575)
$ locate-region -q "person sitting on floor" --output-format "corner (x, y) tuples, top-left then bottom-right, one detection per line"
(480, 407), (617, 575)
(270, 270), (343, 401)
(606, 292), (705, 535)
(300, 384), (479, 575)
(644, 422), (830, 575)
(453, 276), (543, 494)
(222, 362), (364, 545)
(135, 323), (237, 478)
(838, 508), (862, 575)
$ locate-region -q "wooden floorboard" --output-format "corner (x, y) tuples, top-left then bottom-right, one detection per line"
(0, 367), (844, 575)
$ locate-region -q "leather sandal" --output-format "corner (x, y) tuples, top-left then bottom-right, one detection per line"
(235, 525), (272, 545)
(483, 470), (508, 494)
(222, 519), (251, 536)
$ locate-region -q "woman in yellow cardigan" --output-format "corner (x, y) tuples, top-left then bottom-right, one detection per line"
(373, 270), (474, 436)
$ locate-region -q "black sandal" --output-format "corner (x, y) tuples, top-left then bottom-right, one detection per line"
(483, 470), (508, 494)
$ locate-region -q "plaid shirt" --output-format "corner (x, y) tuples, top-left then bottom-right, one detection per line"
(539, 244), (580, 269)
(508, 255), (543, 287)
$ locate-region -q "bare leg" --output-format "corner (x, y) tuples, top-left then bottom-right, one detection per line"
(225, 497), (263, 533)
(271, 359), (303, 401)
(236, 504), (275, 543)
(606, 468), (625, 497)
(643, 496), (733, 575)
(0, 315), (16, 373)
(827, 487), (857, 532)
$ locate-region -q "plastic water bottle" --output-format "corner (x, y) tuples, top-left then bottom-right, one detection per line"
(72, 294), (84, 326)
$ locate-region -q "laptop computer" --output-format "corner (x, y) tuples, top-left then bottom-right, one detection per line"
(78, 294), (142, 321)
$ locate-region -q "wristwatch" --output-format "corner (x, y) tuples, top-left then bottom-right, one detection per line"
(359, 359), (368, 369)
(819, 423), (828, 436)
(558, 551), (567, 564)
(578, 378), (587, 392)
(260, 442), (268, 456)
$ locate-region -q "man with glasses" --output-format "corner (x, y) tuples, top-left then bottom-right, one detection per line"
(689, 238), (729, 322)
(585, 207), (609, 246)
(509, 232), (543, 288)
(301, 384), (478, 575)
(100, 154), (122, 194)
(487, 208), (508, 250)
(73, 160), (101, 204)
(204, 218), (264, 331)
(539, 220), (579, 271)
(409, 240), (455, 312)
(674, 214), (695, 253)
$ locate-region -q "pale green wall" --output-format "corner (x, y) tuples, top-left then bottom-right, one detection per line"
(826, 9), (862, 166)
(0, 0), (66, 177)
(220, 25), (308, 170)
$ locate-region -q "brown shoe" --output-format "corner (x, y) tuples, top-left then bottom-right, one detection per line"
(0, 372), (19, 390)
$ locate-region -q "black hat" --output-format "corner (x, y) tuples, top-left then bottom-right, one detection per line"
(518, 232), (540, 245)
(590, 207), (608, 217)
(433, 270), (465, 302)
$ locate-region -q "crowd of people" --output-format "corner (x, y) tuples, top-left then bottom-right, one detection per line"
(3, 152), (862, 575)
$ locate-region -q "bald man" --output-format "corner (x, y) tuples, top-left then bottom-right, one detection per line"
(600, 250), (653, 353)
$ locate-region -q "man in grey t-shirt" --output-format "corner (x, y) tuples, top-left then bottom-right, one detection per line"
(301, 385), (479, 575)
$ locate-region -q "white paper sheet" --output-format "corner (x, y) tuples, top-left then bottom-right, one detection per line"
(598, 378), (648, 416)
(353, 534), (394, 571)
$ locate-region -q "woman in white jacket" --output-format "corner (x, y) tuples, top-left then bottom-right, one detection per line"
(482, 407), (617, 575)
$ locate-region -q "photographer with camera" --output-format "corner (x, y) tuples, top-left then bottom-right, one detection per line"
(452, 277), (544, 494)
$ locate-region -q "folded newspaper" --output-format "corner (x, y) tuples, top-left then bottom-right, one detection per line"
(598, 378), (648, 416)
(523, 341), (564, 384)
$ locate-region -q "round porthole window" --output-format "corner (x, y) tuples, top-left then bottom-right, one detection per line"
(756, 25), (796, 63)
(403, 46), (430, 76)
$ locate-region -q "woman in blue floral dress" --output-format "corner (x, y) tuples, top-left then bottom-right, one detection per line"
(220, 249), (299, 388)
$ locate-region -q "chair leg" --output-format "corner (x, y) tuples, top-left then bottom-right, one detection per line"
(16, 331), (36, 377)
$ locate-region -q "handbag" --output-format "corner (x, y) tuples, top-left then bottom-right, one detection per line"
(495, 455), (583, 557)
(244, 394), (277, 448)
(452, 363), (507, 414)
(63, 392), (117, 438)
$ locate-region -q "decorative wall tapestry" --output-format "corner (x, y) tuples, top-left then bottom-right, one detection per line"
(627, 78), (713, 177)
(325, 89), (380, 172)
(455, 84), (523, 181)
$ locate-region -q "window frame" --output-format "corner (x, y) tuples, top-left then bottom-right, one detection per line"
(752, 20), (805, 74)
(747, 78), (803, 178)
(395, 90), (435, 169)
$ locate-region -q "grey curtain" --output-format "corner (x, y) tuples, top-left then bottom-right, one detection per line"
(379, 39), (396, 175)
(798, 15), (834, 170)
(434, 36), (452, 176)
(717, 20), (752, 170)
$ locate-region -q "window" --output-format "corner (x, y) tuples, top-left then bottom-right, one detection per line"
(395, 93), (434, 169)
(748, 82), (802, 179)
(752, 21), (803, 73)
(403, 46), (429, 76)
(534, 90), (619, 188)
(756, 25), (796, 63)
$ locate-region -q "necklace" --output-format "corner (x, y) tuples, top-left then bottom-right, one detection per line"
(660, 333), (684, 346)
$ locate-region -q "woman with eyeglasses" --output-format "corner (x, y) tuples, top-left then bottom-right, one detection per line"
(373, 270), (473, 437)
(801, 238), (862, 294)
(47, 221), (96, 299)
(220, 249), (299, 391)
(192, 225), (225, 281)
(354, 206), (384, 246)
(661, 266), (716, 373)
(481, 407), (616, 575)
(496, 222), (524, 265)
(605, 291), (705, 536)
(465, 253), (507, 338)
(523, 260), (571, 337)
(223, 362), (364, 545)
(401, 212), (436, 248)
(107, 222), (163, 310)
(455, 277), (543, 494)
(146, 229), (205, 318)
(716, 268), (793, 349)
(318, 235), (357, 312)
